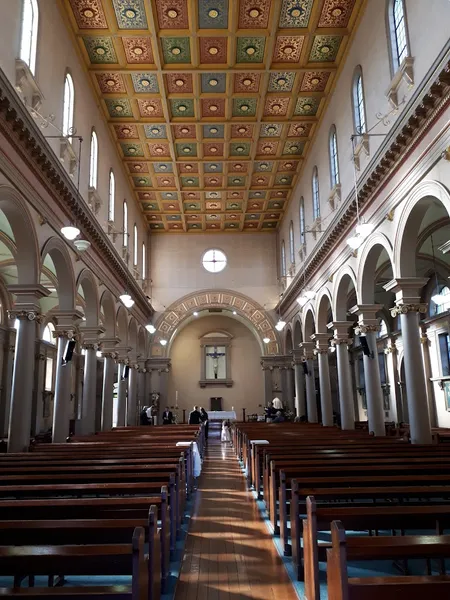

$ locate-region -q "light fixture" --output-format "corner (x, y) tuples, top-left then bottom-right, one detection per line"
(296, 295), (308, 307)
(263, 337), (270, 344)
(355, 222), (375, 237)
(73, 239), (91, 252)
(304, 290), (316, 300)
(347, 140), (375, 250)
(146, 324), (156, 334)
(160, 339), (167, 346)
(193, 311), (198, 316)
(119, 293), (134, 308)
(431, 234), (447, 306)
(346, 235), (364, 250)
(233, 310), (237, 315)
(61, 226), (80, 240)
(275, 319), (286, 331)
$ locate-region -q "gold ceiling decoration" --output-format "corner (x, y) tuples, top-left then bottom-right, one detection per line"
(63, 0), (364, 232)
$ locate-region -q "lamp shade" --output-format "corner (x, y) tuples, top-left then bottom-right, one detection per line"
(61, 226), (80, 240)
(347, 235), (364, 250)
(146, 324), (156, 334)
(275, 319), (286, 331)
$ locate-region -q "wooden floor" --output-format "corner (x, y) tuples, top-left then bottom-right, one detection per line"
(174, 429), (298, 600)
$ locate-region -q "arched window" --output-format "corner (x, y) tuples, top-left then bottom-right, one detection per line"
(142, 242), (146, 280)
(133, 224), (138, 266)
(281, 241), (286, 278)
(299, 197), (305, 247)
(289, 221), (295, 264)
(20, 0), (39, 75)
(89, 130), (98, 189)
(62, 73), (75, 139)
(377, 319), (388, 338)
(312, 167), (320, 220)
(123, 201), (128, 247)
(108, 170), (115, 221)
(352, 67), (367, 134)
(329, 125), (340, 187)
(42, 321), (55, 344)
(388, 0), (409, 71)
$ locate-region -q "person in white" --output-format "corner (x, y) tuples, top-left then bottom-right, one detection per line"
(272, 397), (283, 410)
(221, 420), (232, 444)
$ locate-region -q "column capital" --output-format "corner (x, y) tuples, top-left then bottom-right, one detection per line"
(328, 321), (352, 336)
(147, 357), (171, 372)
(314, 348), (329, 355)
(349, 304), (383, 321)
(52, 310), (85, 328)
(390, 303), (427, 317)
(292, 349), (304, 364)
(331, 337), (350, 346)
(354, 323), (380, 335)
(102, 351), (118, 360)
(53, 328), (78, 340)
(7, 284), (50, 310)
(384, 277), (429, 304)
(83, 342), (100, 351)
(300, 341), (315, 360)
(7, 309), (45, 324)
(311, 333), (331, 351)
(80, 326), (105, 345)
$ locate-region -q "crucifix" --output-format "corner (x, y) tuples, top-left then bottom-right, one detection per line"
(206, 346), (226, 379)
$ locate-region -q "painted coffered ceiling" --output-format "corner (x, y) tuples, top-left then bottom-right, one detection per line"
(63, 0), (364, 233)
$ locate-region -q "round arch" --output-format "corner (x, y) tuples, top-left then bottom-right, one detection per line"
(357, 233), (395, 304)
(332, 265), (358, 321)
(0, 184), (39, 285)
(303, 306), (316, 341)
(99, 289), (116, 338)
(394, 180), (450, 278)
(293, 316), (303, 346)
(315, 288), (333, 333)
(116, 305), (129, 347)
(76, 269), (99, 328)
(128, 317), (138, 354)
(137, 326), (147, 359)
(40, 237), (76, 311)
(285, 327), (293, 354)
(152, 289), (281, 357)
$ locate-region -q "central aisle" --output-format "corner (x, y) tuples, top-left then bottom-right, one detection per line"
(174, 430), (298, 600)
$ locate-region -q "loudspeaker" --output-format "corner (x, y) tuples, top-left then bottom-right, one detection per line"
(63, 339), (76, 364)
(302, 361), (309, 375)
(359, 335), (373, 358)
(123, 365), (130, 380)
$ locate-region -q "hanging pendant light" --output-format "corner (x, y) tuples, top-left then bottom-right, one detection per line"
(347, 140), (374, 249)
(431, 234), (446, 306)
(61, 225), (80, 240)
(146, 324), (156, 334)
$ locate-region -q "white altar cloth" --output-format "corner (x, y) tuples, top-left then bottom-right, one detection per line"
(206, 410), (237, 421)
(176, 441), (201, 477)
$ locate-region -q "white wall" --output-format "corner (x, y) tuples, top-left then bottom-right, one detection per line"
(150, 232), (279, 312)
(168, 315), (264, 417)
(0, 0), (148, 278)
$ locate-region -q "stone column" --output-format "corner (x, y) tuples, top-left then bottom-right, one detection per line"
(115, 360), (128, 427)
(384, 337), (400, 423)
(286, 366), (295, 413)
(34, 350), (46, 435)
(279, 366), (288, 408)
(385, 278), (431, 444)
(330, 322), (355, 430)
(80, 342), (99, 435)
(261, 362), (273, 406)
(312, 334), (333, 427)
(300, 342), (318, 423)
(7, 287), (48, 452)
(1, 342), (15, 438)
(101, 351), (116, 431)
(293, 350), (306, 418)
(128, 364), (138, 426)
(52, 329), (76, 443)
(147, 358), (171, 422)
(350, 305), (385, 436)
(420, 325), (437, 428)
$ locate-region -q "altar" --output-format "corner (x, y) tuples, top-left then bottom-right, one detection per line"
(206, 410), (237, 421)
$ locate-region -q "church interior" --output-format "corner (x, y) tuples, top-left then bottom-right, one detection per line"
(0, 0), (449, 597)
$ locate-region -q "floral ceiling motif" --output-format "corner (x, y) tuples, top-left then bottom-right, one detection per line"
(65, 0), (364, 232)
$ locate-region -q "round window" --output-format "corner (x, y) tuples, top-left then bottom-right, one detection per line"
(202, 249), (227, 273)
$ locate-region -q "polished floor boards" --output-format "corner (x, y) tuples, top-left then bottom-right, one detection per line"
(174, 432), (298, 600)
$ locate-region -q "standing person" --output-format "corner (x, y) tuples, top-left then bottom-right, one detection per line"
(221, 419), (232, 444)
(140, 406), (149, 425)
(188, 405), (202, 425)
(200, 407), (209, 441)
(162, 406), (173, 425)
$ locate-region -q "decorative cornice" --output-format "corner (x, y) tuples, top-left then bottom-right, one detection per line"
(280, 54), (450, 312)
(0, 67), (153, 319)
(390, 303), (428, 317)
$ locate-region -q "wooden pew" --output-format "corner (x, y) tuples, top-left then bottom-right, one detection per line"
(0, 527), (148, 600)
(0, 495), (171, 589)
(301, 497), (450, 598)
(326, 521), (450, 600)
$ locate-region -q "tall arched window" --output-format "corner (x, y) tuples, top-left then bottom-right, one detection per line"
(62, 73), (75, 139)
(281, 241), (286, 278)
(289, 221), (295, 264)
(42, 321), (55, 345)
(312, 167), (320, 220)
(142, 242), (146, 280)
(20, 0), (39, 75)
(133, 224), (138, 266)
(352, 67), (367, 134)
(329, 125), (340, 187)
(299, 197), (305, 246)
(388, 0), (409, 71)
(108, 171), (115, 221)
(89, 130), (98, 189)
(123, 201), (128, 247)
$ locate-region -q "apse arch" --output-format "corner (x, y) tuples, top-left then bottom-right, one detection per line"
(152, 289), (281, 357)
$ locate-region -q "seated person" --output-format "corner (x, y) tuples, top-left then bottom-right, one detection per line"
(273, 410), (285, 423)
